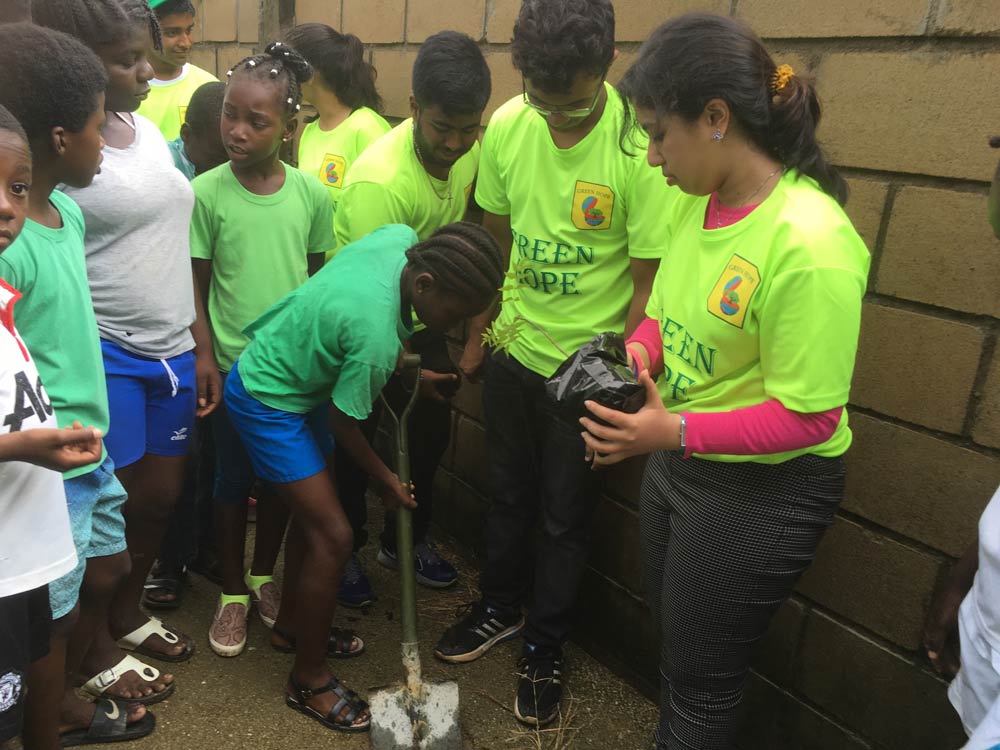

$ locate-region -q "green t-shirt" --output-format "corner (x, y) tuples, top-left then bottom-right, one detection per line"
(190, 162), (334, 371)
(138, 63), (218, 141)
(297, 107), (391, 207)
(237, 224), (417, 419)
(476, 87), (675, 378)
(646, 171), (871, 464)
(0, 191), (109, 478)
(334, 118), (479, 247)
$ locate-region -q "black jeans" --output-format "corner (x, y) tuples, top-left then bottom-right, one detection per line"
(480, 351), (601, 650)
(335, 331), (454, 553)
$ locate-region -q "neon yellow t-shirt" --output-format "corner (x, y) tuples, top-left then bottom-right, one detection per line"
(476, 86), (675, 378)
(646, 170), (871, 464)
(298, 108), (391, 203)
(334, 119), (479, 247)
(139, 63), (218, 141)
(190, 162), (334, 371)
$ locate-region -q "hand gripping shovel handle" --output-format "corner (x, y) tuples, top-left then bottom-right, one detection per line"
(380, 354), (422, 686)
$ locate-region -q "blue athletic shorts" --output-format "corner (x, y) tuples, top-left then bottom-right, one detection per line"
(48, 454), (128, 618)
(101, 340), (197, 469)
(223, 361), (333, 484)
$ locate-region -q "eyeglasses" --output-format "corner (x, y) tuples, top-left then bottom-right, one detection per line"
(522, 75), (607, 119)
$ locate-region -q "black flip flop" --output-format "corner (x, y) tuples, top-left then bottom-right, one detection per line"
(141, 562), (186, 611)
(59, 699), (156, 747)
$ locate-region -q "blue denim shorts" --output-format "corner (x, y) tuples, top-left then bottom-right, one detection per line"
(48, 454), (128, 618)
(223, 361), (333, 484)
(101, 340), (196, 469)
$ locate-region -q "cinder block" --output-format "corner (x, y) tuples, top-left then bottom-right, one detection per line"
(408, 0), (485, 42)
(795, 516), (942, 649)
(588, 495), (643, 594)
(751, 598), (807, 686)
(437, 410), (458, 472)
(795, 611), (967, 749)
(572, 567), (660, 688)
(851, 303), (984, 434)
(843, 413), (1000, 556)
(452, 416), (490, 494)
(817, 51), (1000, 182)
(616, 0), (729, 43)
(296, 0), (340, 26)
(739, 673), (870, 750)
(601, 454), (648, 509)
(737, 0), (928, 37)
(973, 347), (1000, 449)
(450, 378), (484, 423)
(371, 48), (418, 119)
(486, 0), (518, 42)
(343, 0), (405, 44)
(878, 187), (1000, 317)
(203, 0), (237, 42)
(237, 0), (257, 42)
(216, 44), (257, 77)
(189, 45), (217, 78)
(843, 178), (888, 252)
(933, 0), (1000, 35)
(484, 50), (520, 119)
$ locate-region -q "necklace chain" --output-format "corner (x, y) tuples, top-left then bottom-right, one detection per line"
(412, 130), (453, 202)
(715, 167), (781, 228)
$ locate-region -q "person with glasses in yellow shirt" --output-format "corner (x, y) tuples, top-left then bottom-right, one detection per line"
(433, 0), (674, 728)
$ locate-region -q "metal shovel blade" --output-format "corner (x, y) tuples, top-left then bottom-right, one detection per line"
(369, 680), (462, 750)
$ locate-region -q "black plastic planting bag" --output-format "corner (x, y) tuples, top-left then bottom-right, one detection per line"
(545, 332), (645, 422)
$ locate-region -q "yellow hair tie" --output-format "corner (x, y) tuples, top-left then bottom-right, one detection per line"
(771, 64), (795, 94)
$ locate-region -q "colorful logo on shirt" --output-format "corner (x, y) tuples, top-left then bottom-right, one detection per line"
(708, 254), (761, 329)
(320, 153), (347, 189)
(571, 181), (614, 231)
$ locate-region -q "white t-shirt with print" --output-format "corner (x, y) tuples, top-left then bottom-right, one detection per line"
(0, 280), (76, 598)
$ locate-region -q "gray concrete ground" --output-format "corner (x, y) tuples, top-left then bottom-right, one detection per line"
(74, 514), (657, 750)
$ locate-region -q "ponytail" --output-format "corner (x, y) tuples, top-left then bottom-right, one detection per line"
(284, 23), (383, 113)
(618, 13), (847, 205)
(768, 72), (847, 205)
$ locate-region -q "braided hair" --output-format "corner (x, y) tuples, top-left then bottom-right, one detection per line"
(227, 41), (313, 117)
(405, 222), (505, 301)
(33, 0), (162, 53)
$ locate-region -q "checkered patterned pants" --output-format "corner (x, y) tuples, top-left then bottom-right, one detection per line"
(641, 450), (845, 749)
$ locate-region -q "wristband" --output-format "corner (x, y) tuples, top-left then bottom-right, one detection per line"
(678, 413), (687, 453)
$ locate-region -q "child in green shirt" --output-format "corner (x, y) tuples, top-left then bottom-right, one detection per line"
(190, 42), (334, 659)
(0, 23), (158, 747)
(225, 221), (504, 733)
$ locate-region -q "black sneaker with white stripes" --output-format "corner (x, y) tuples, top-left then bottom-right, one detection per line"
(514, 643), (563, 727)
(433, 600), (524, 663)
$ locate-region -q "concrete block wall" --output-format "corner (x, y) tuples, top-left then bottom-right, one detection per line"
(237, 1), (999, 747)
(188, 0), (261, 78)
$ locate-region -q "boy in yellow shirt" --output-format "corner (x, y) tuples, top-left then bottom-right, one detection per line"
(139, 0), (217, 141)
(332, 31), (491, 608)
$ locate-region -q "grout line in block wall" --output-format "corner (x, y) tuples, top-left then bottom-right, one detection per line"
(846, 401), (1000, 460)
(838, 165), (993, 192)
(924, 0), (944, 36)
(833, 504), (965, 563)
(861, 292), (1000, 333)
(865, 183), (898, 293)
(962, 331), (998, 438)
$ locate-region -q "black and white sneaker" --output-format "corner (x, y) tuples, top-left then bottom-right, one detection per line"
(514, 643), (563, 727)
(433, 600), (524, 663)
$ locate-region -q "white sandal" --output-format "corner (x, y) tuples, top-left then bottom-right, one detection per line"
(117, 616), (194, 662)
(80, 654), (175, 705)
